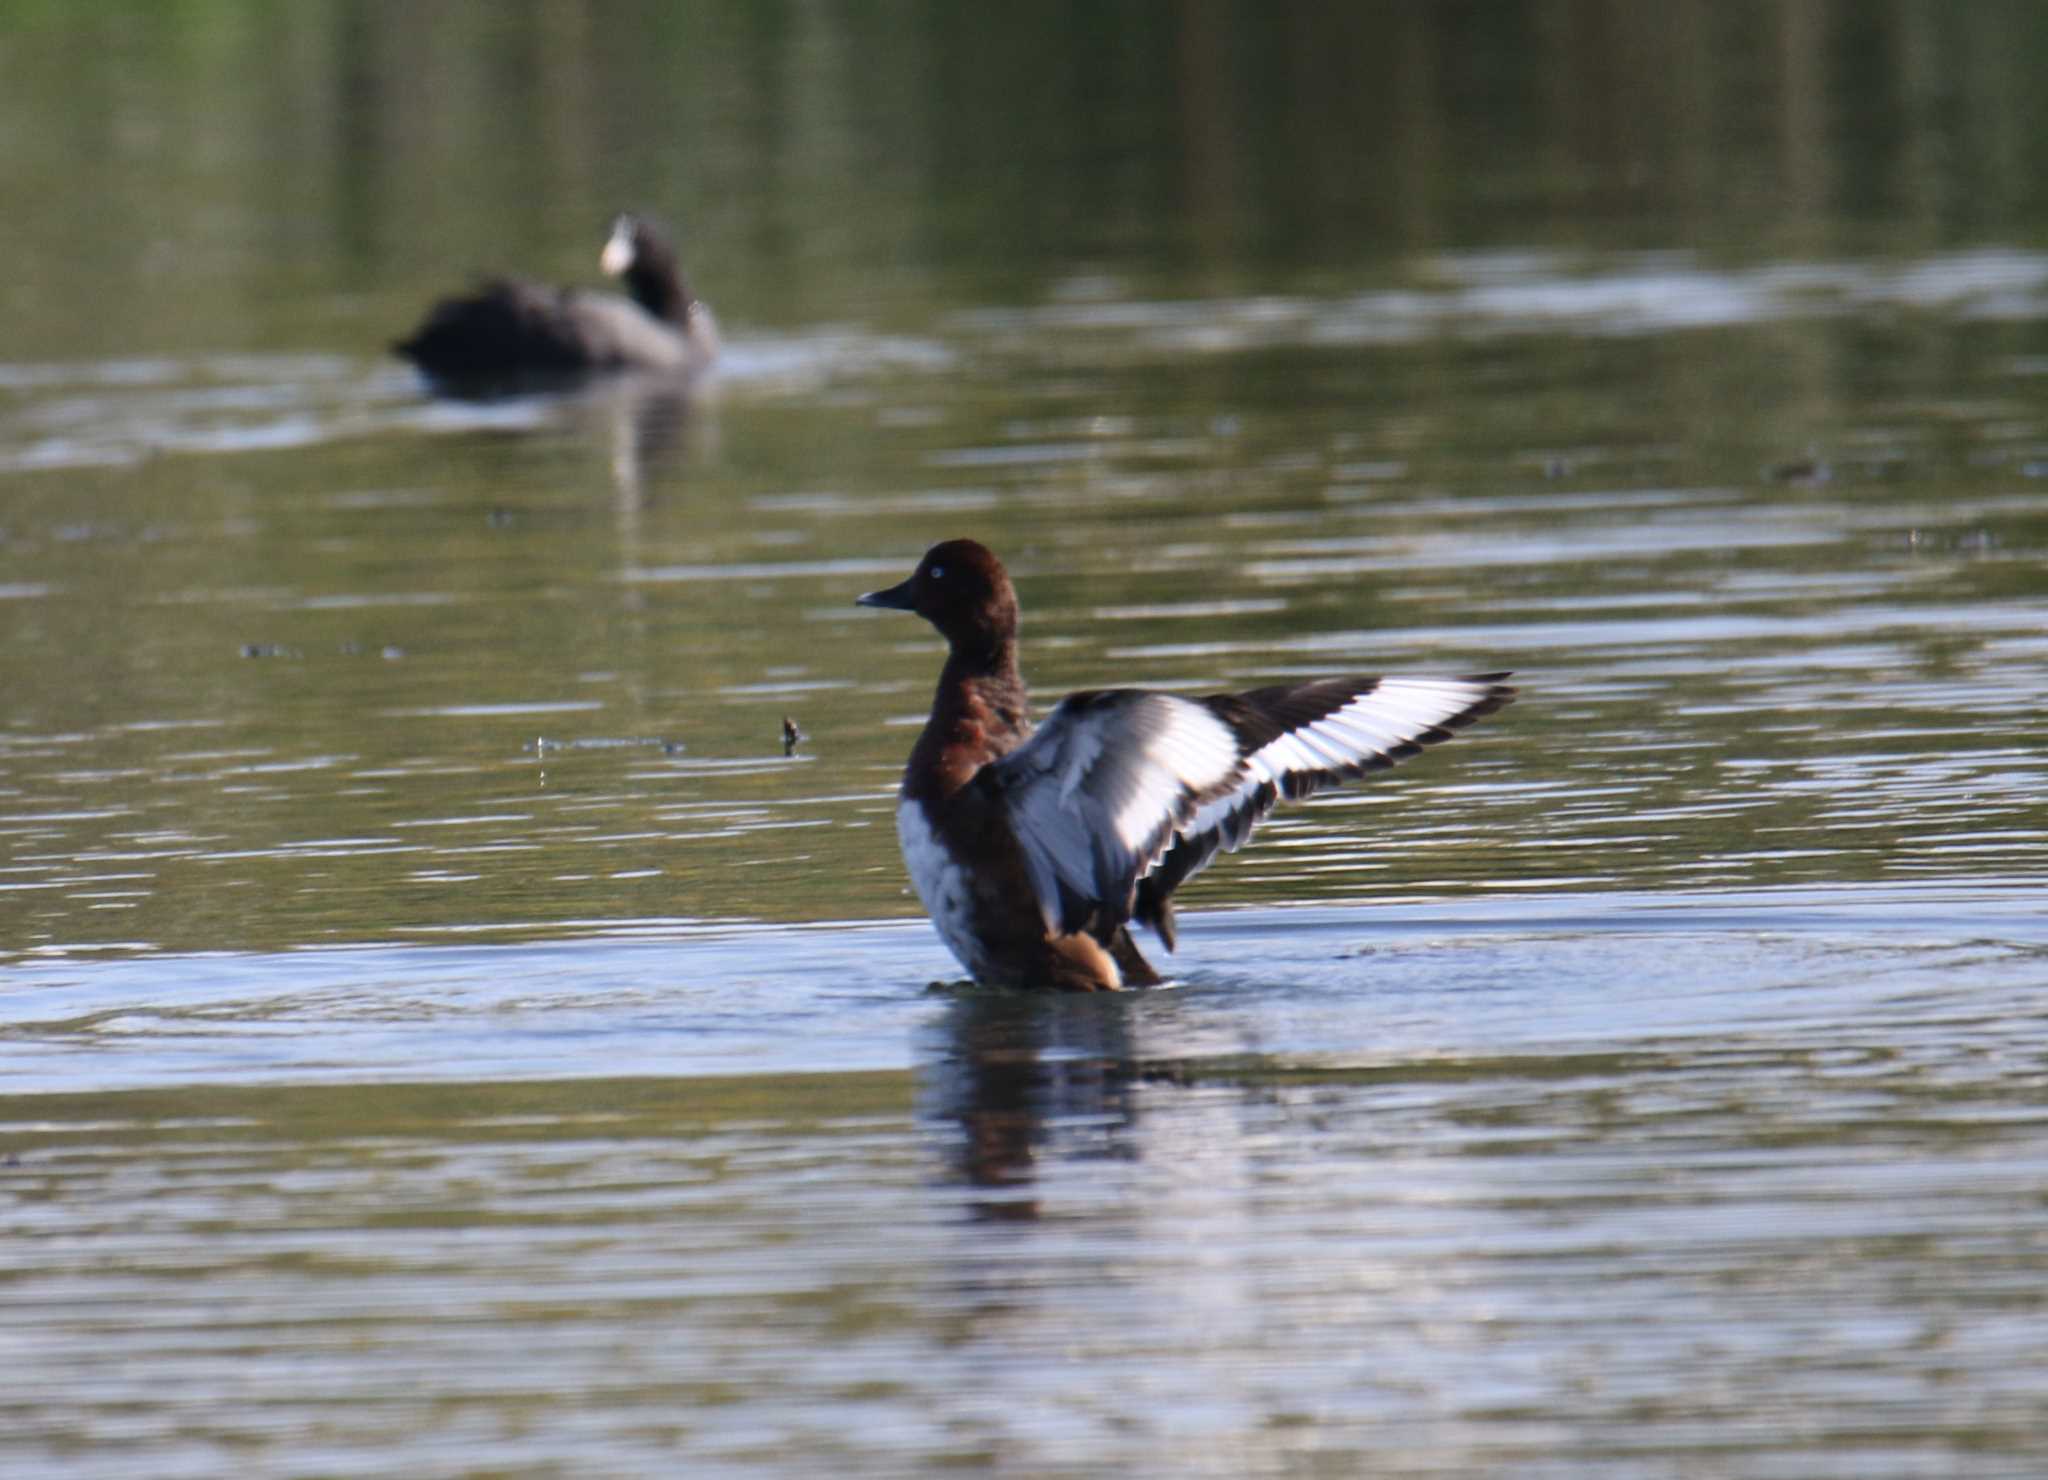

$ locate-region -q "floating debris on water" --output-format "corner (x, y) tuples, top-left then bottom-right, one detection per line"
(1766, 450), (1833, 486)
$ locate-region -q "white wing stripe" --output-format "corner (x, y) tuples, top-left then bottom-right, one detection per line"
(1259, 731), (1324, 776)
(1291, 724), (1348, 768)
(1308, 720), (1376, 766)
(1324, 712), (1401, 751)
(1315, 712), (1402, 757)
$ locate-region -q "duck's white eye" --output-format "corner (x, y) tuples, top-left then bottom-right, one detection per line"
(929, 565), (945, 581)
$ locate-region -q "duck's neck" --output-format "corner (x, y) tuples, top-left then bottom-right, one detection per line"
(939, 642), (1024, 709)
(905, 642), (1028, 799)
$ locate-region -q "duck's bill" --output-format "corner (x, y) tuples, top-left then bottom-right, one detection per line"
(856, 580), (916, 611)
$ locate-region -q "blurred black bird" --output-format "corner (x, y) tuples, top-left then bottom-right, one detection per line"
(395, 214), (718, 387)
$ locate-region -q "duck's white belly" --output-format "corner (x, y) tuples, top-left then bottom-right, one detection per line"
(897, 799), (987, 977)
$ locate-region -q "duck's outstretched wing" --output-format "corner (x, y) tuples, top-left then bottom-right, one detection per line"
(986, 675), (1515, 946)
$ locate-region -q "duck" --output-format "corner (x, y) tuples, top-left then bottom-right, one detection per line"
(394, 214), (718, 386)
(857, 539), (1516, 991)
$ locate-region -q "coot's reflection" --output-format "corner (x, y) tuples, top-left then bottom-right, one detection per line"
(406, 367), (715, 508)
(919, 990), (1147, 1222)
(578, 373), (713, 507)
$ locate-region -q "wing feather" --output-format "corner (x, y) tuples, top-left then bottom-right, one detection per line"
(992, 674), (1516, 946)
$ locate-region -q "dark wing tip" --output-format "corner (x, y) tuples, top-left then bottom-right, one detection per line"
(1442, 673), (1518, 728)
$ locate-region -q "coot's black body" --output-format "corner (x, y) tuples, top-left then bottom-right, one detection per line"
(395, 215), (718, 388)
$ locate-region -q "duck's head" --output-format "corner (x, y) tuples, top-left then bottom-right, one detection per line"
(858, 539), (1019, 653)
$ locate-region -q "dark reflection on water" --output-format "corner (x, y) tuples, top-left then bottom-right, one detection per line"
(425, 369), (719, 510)
(923, 992), (1145, 1222)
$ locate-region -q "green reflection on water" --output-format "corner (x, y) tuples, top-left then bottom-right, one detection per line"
(6, 2), (2048, 357)
(2, 3), (2047, 959)
(0, 1071), (913, 1154)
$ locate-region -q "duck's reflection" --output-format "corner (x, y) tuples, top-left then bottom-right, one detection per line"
(918, 990), (1147, 1222)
